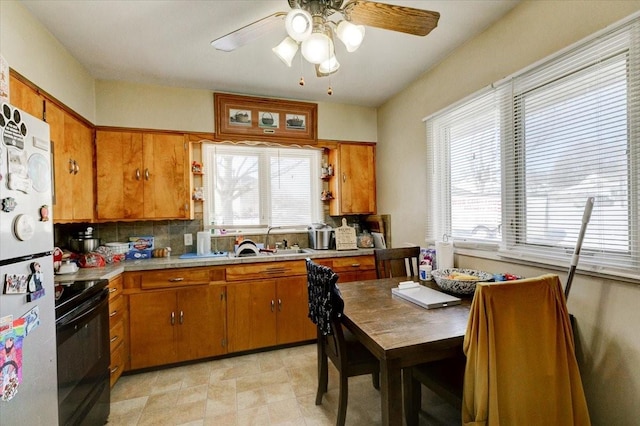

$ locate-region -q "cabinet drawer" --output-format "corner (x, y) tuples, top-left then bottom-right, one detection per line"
(109, 340), (126, 388)
(109, 319), (125, 353)
(109, 295), (124, 329)
(140, 267), (210, 289)
(226, 260), (306, 281)
(108, 275), (123, 301)
(331, 255), (375, 272)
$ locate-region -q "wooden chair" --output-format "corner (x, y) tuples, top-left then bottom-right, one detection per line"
(306, 259), (380, 426)
(404, 274), (591, 426)
(374, 246), (420, 278)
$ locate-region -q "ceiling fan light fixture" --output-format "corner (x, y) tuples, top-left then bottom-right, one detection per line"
(272, 37), (299, 67)
(301, 31), (334, 64)
(318, 55), (340, 75)
(285, 9), (313, 42)
(336, 20), (365, 52)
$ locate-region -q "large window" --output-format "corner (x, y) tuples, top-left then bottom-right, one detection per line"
(426, 17), (640, 279)
(202, 143), (322, 228)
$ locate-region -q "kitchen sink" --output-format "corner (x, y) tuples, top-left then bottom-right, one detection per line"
(258, 248), (314, 256)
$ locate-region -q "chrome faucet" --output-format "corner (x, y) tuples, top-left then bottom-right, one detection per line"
(265, 226), (280, 251)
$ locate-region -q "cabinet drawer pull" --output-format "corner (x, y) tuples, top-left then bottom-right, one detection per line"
(136, 168), (141, 180)
(271, 300), (275, 312)
(350, 263), (361, 268)
(109, 287), (117, 293)
(171, 311), (175, 325)
(168, 277), (184, 282)
(109, 310), (118, 317)
(179, 310), (184, 324)
(73, 160), (79, 175)
(110, 335), (119, 343)
(343, 173), (346, 182)
(278, 299), (282, 311)
(68, 159), (74, 174)
(145, 168), (150, 180)
(110, 365), (120, 374)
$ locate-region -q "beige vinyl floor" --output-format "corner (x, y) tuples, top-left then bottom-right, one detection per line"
(107, 343), (461, 426)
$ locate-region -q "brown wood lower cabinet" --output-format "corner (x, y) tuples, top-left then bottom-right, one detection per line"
(108, 275), (127, 387)
(226, 276), (316, 353)
(128, 285), (226, 369)
(315, 255), (377, 282)
(226, 261), (316, 353)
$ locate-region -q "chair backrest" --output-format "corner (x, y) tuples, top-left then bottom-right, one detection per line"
(374, 246), (420, 278)
(462, 274), (590, 425)
(306, 259), (343, 336)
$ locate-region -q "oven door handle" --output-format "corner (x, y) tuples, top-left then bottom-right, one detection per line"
(56, 290), (109, 331)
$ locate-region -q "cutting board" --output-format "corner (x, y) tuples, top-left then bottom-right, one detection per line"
(335, 218), (358, 250)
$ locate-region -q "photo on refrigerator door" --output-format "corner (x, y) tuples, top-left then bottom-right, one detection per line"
(0, 317), (25, 401)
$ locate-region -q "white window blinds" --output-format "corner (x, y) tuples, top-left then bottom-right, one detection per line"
(202, 143), (322, 228)
(426, 15), (640, 279)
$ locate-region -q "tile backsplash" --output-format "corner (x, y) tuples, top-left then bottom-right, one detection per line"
(54, 220), (309, 255)
(54, 214), (386, 255)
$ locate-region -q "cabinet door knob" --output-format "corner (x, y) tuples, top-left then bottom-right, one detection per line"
(343, 173), (346, 182)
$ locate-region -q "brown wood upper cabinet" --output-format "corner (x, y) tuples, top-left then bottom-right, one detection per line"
(95, 130), (190, 220)
(9, 75), (95, 223)
(329, 142), (376, 215)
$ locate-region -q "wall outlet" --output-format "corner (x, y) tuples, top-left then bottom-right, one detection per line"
(184, 233), (193, 246)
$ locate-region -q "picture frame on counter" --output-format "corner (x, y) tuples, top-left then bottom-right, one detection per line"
(215, 93), (317, 143)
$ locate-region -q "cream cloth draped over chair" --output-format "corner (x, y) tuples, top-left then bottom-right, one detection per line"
(462, 274), (590, 425)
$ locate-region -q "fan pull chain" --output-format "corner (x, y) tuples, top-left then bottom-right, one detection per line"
(299, 51), (305, 86)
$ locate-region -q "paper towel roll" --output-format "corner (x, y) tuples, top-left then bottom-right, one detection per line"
(435, 241), (454, 270)
(196, 231), (211, 256)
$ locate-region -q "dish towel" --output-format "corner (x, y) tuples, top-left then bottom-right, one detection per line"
(462, 274), (590, 426)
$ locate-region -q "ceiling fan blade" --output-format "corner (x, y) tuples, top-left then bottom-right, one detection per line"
(211, 12), (287, 52)
(345, 1), (440, 36)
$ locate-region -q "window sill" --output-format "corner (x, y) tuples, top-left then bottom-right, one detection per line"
(455, 246), (640, 286)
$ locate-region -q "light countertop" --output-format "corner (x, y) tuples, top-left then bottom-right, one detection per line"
(53, 248), (375, 283)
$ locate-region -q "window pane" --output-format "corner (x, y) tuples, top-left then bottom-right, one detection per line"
(213, 151), (260, 225)
(203, 144), (322, 228)
(520, 55), (629, 253)
(449, 107), (502, 241)
(270, 155), (313, 226)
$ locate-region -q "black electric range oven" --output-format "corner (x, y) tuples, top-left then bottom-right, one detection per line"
(55, 279), (110, 426)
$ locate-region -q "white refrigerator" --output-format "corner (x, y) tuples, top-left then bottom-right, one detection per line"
(0, 102), (58, 424)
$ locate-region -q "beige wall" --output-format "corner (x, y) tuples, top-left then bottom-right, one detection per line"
(95, 80), (377, 141)
(377, 1), (640, 424)
(0, 0), (96, 121)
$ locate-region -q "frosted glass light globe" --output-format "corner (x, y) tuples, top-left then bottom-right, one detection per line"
(301, 32), (334, 64)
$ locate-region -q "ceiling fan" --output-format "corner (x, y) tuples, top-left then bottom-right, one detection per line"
(211, 1), (440, 87)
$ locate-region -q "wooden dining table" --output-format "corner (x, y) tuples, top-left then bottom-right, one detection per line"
(338, 277), (472, 426)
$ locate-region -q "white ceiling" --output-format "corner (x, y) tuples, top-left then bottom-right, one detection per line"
(21, 0), (520, 108)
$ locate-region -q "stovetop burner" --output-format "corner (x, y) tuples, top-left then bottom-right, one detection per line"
(54, 279), (109, 319)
